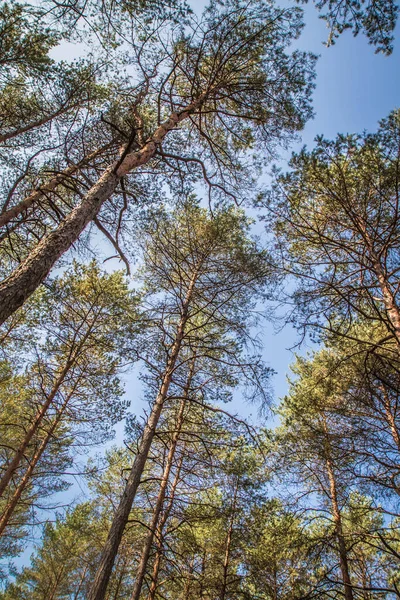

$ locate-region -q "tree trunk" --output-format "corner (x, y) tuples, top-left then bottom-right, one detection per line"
(0, 145), (111, 228)
(180, 556), (195, 600)
(323, 418), (354, 600)
(0, 360), (75, 498)
(381, 385), (400, 452)
(147, 454), (184, 600)
(73, 564), (89, 600)
(88, 271), (199, 600)
(220, 477), (238, 600)
(131, 357), (194, 600)
(375, 265), (400, 347)
(0, 388), (71, 536)
(0, 96), (205, 325)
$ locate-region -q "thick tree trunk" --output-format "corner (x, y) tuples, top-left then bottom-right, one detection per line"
(0, 389), (71, 536)
(0, 145), (111, 228)
(323, 419), (354, 600)
(131, 358), (194, 600)
(88, 271), (199, 600)
(0, 97), (205, 325)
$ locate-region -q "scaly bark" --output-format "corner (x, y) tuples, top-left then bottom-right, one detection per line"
(0, 96), (205, 325)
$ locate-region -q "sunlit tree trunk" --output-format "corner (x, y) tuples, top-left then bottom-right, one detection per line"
(0, 98), (204, 325)
(88, 270), (199, 600)
(0, 365), (74, 499)
(147, 453), (184, 600)
(0, 387), (73, 535)
(130, 357), (195, 600)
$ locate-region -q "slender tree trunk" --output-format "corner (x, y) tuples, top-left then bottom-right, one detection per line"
(131, 358), (194, 600)
(73, 564), (89, 600)
(323, 418), (354, 600)
(0, 97), (205, 325)
(147, 454), (184, 600)
(48, 567), (66, 600)
(0, 389), (72, 535)
(220, 477), (238, 600)
(0, 360), (75, 498)
(273, 567), (278, 600)
(0, 145), (111, 228)
(381, 386), (400, 452)
(112, 565), (126, 600)
(0, 102), (82, 144)
(180, 556), (195, 600)
(199, 551), (206, 599)
(88, 271), (199, 600)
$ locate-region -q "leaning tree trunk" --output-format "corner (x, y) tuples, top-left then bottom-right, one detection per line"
(0, 96), (205, 325)
(88, 272), (199, 600)
(0, 387), (73, 536)
(0, 359), (76, 498)
(131, 357), (195, 600)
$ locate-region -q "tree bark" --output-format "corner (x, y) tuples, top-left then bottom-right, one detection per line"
(131, 357), (194, 600)
(147, 454), (184, 600)
(0, 96), (205, 325)
(323, 418), (354, 600)
(88, 271), (199, 600)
